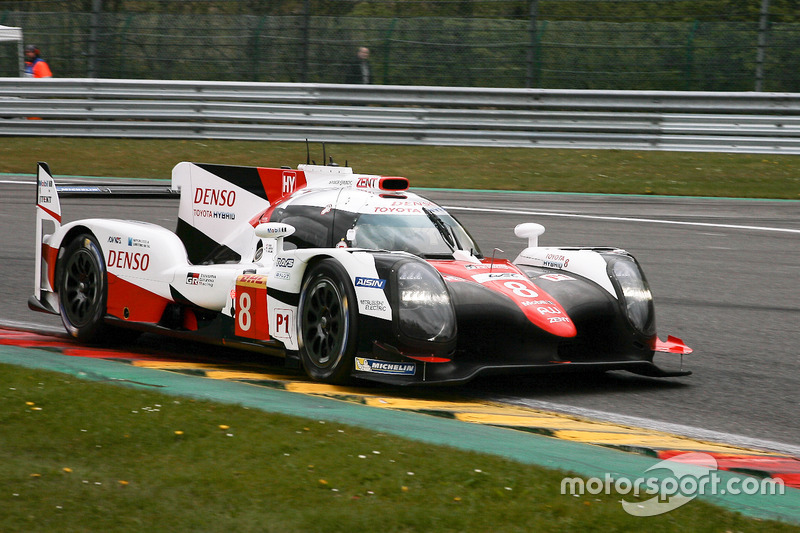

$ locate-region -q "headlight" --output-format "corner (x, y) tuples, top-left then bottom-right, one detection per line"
(605, 254), (655, 335)
(396, 261), (455, 342)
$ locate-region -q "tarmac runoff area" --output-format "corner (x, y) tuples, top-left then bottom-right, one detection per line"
(0, 333), (798, 525)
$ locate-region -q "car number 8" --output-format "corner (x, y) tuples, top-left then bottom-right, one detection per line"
(238, 292), (252, 331)
(504, 281), (538, 298)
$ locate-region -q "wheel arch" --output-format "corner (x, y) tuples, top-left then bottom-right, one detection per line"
(53, 224), (103, 295)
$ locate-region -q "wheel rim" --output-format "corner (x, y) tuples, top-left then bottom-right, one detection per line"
(62, 248), (101, 327)
(301, 277), (348, 369)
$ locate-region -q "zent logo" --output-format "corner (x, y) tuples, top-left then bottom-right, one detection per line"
(356, 177), (379, 188)
(355, 277), (386, 289)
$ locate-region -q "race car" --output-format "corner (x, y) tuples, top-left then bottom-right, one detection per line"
(30, 159), (691, 385)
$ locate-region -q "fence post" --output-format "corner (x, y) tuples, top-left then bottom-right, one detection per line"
(382, 18), (398, 85)
(525, 0), (539, 88)
(297, 0), (310, 83)
(252, 15), (267, 82)
(684, 20), (699, 91)
(754, 0), (770, 92)
(88, 0), (102, 78)
(116, 14), (133, 78)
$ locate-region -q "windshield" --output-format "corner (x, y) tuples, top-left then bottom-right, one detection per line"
(349, 213), (482, 259)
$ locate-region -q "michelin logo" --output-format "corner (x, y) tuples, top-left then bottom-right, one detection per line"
(355, 358), (416, 376)
(355, 277), (386, 289)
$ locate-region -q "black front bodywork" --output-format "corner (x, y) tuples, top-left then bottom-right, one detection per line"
(352, 260), (683, 386)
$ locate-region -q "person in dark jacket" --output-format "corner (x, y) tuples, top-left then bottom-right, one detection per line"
(345, 46), (371, 84)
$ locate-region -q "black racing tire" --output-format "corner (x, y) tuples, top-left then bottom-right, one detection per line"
(297, 259), (359, 383)
(57, 233), (110, 343)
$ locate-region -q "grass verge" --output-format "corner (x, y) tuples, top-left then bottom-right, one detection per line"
(1, 362), (796, 532)
(1, 137), (799, 199)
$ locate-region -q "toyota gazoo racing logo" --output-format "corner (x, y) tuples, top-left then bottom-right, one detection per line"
(186, 272), (216, 287)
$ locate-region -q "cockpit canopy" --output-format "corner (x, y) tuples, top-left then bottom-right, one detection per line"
(269, 189), (482, 259)
(348, 212), (481, 259)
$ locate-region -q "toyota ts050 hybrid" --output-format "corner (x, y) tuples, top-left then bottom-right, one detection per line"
(30, 159), (691, 385)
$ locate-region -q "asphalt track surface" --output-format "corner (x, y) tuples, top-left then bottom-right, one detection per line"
(1, 173), (798, 455)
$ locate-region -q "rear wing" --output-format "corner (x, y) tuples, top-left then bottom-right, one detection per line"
(30, 162), (179, 315)
(32, 162), (62, 312)
(56, 184), (179, 198)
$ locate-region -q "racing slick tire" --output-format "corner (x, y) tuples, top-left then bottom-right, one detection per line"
(297, 259), (359, 384)
(57, 234), (110, 343)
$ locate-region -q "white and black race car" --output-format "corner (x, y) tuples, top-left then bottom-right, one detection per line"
(30, 159), (691, 385)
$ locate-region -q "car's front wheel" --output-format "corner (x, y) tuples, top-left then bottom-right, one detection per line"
(297, 259), (358, 383)
(58, 234), (109, 342)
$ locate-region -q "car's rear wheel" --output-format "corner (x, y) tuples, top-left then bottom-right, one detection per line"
(58, 234), (109, 342)
(297, 259), (358, 383)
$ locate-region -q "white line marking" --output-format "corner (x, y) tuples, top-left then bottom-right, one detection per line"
(500, 397), (800, 457)
(443, 205), (800, 235)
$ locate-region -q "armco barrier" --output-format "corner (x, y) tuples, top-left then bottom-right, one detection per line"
(2, 79), (800, 154)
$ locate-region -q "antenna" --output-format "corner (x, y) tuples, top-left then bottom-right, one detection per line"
(490, 248), (504, 273)
(305, 139), (310, 165)
(322, 143), (327, 166)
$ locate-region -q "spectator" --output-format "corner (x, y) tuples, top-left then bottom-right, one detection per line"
(24, 45), (52, 78)
(345, 46), (371, 84)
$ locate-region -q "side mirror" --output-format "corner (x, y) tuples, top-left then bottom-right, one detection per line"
(514, 223), (545, 248)
(255, 223), (295, 254)
(255, 222), (295, 239)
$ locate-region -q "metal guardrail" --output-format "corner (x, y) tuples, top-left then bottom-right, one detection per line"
(2, 79), (800, 154)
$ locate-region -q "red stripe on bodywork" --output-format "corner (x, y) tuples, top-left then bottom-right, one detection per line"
(43, 243), (58, 290)
(107, 273), (170, 323)
(430, 259), (577, 338)
(37, 203), (61, 223)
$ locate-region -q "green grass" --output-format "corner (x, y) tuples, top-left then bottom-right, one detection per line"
(2, 137), (799, 199)
(1, 363), (797, 532)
